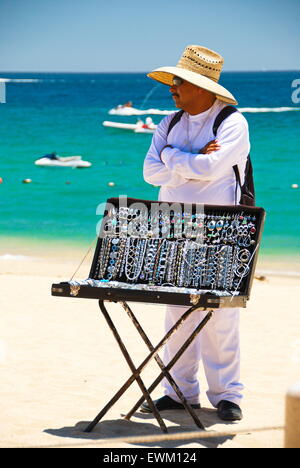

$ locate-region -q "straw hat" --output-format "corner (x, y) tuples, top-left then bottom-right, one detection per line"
(148, 45), (237, 105)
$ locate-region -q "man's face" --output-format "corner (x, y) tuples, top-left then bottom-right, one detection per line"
(170, 78), (201, 111)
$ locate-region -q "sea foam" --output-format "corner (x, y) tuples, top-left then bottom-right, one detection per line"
(238, 107), (300, 113)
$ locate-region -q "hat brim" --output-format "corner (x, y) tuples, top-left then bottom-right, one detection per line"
(147, 66), (237, 105)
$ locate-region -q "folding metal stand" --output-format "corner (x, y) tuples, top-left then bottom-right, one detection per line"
(51, 197), (266, 434)
(84, 300), (213, 433)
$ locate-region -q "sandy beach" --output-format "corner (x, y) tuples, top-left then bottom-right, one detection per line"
(0, 237), (299, 449)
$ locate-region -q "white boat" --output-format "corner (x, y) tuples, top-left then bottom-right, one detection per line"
(103, 121), (138, 130)
(108, 106), (175, 116)
(35, 153), (92, 168)
(103, 118), (157, 133)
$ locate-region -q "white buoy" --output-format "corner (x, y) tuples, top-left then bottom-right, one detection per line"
(108, 182), (115, 187)
(291, 183), (298, 189)
(22, 178), (32, 184)
(285, 381), (300, 448)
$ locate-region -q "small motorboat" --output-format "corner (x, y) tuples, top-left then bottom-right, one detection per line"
(108, 106), (175, 116)
(103, 117), (157, 133)
(35, 153), (92, 168)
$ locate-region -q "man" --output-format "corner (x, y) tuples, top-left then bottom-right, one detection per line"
(142, 45), (250, 421)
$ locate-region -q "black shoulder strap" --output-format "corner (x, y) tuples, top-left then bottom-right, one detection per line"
(168, 106), (238, 137)
(167, 110), (184, 136)
(232, 164), (242, 205)
(232, 164), (242, 186)
(213, 105), (238, 136)
(212, 106), (255, 206)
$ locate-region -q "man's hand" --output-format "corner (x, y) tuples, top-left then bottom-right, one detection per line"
(198, 139), (221, 154)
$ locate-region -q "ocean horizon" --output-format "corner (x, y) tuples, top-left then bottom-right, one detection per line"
(0, 71), (300, 263)
(1, 68), (300, 73)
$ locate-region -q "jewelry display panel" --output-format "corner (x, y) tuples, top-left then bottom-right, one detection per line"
(51, 198), (265, 308)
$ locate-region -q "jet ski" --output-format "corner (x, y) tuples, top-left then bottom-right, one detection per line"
(35, 153), (92, 168)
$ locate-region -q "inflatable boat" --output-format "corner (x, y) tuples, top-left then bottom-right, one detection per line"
(103, 118), (157, 133)
(103, 121), (138, 130)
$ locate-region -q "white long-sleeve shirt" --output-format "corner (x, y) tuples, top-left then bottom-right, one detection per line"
(143, 99), (250, 205)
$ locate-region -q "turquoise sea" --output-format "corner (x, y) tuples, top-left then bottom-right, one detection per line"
(0, 71), (300, 261)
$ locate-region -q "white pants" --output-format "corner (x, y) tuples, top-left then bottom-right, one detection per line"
(162, 305), (244, 408)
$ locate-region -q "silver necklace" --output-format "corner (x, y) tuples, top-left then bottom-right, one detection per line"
(185, 105), (215, 152)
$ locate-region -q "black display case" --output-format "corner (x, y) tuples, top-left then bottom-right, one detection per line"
(52, 197), (266, 309)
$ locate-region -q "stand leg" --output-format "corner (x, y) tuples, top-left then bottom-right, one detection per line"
(125, 310), (213, 422)
(120, 301), (205, 430)
(97, 301), (168, 433)
(84, 302), (209, 433)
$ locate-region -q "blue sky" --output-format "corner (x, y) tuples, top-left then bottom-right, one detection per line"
(0, 0), (299, 72)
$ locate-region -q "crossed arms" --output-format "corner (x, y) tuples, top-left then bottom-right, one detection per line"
(143, 112), (250, 187)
